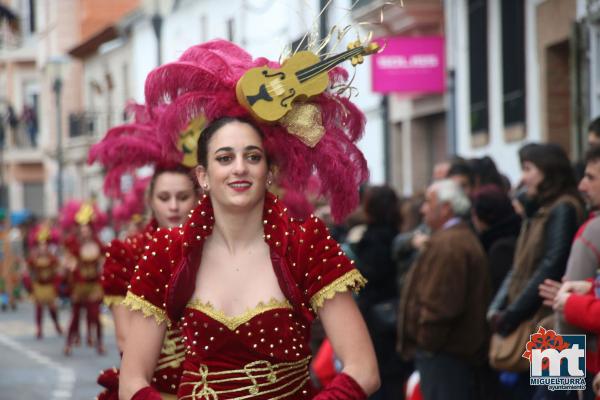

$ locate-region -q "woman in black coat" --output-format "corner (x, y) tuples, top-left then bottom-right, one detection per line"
(471, 184), (522, 299)
(351, 186), (407, 400)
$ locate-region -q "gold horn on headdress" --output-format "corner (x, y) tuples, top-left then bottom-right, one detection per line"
(75, 202), (95, 225)
(37, 224), (50, 243)
(178, 115), (206, 167)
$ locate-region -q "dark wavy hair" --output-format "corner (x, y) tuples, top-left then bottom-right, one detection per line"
(471, 184), (515, 226)
(589, 116), (600, 137)
(363, 185), (400, 227)
(148, 164), (198, 196)
(470, 156), (504, 188)
(196, 116), (270, 169)
(518, 143), (579, 205)
(585, 144), (600, 164)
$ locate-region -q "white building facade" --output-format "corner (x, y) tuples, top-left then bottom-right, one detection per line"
(446, 0), (591, 185)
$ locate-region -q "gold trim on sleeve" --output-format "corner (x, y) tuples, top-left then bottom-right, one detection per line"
(309, 269), (367, 311)
(123, 291), (169, 326)
(103, 295), (125, 307)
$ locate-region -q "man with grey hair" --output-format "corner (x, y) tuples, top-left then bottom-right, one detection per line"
(397, 179), (491, 399)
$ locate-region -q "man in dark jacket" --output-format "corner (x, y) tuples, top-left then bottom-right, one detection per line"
(397, 179), (491, 400)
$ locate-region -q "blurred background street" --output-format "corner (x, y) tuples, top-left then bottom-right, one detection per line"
(0, 302), (119, 400)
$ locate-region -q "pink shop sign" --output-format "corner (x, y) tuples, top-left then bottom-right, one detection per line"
(372, 36), (445, 94)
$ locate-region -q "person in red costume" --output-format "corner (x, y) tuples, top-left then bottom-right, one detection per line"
(119, 39), (380, 399)
(60, 201), (107, 356)
(26, 223), (63, 339)
(89, 103), (203, 400)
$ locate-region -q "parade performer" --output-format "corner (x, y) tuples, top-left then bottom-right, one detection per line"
(119, 38), (379, 400)
(60, 200), (107, 356)
(26, 223), (62, 338)
(110, 176), (151, 236)
(89, 102), (202, 400)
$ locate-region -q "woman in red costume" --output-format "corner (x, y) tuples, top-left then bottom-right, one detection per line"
(26, 223), (63, 339)
(90, 103), (202, 400)
(119, 39), (380, 400)
(61, 201), (107, 356)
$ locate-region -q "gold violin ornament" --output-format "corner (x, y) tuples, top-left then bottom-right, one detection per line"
(236, 41), (380, 122)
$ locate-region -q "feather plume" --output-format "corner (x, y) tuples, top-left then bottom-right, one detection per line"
(111, 176), (150, 223)
(143, 39), (369, 222)
(88, 102), (184, 197)
(58, 200), (107, 233)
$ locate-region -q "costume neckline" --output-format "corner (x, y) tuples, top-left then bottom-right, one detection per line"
(180, 191), (291, 260)
(186, 297), (293, 331)
(166, 190), (311, 324)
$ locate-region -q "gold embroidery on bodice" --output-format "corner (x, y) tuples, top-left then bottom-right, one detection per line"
(156, 327), (186, 371)
(187, 298), (293, 331)
(35, 256), (51, 268)
(180, 356), (311, 400)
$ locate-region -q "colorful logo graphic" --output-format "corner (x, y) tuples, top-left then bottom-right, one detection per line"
(523, 327), (586, 391)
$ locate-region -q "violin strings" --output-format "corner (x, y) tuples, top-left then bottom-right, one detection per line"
(296, 46), (364, 82)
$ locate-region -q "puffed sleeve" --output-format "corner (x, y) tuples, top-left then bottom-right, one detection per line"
(123, 228), (181, 326)
(295, 216), (367, 313)
(101, 239), (134, 307)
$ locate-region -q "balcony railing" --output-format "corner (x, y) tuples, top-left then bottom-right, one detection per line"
(0, 19), (22, 50)
(2, 122), (39, 150)
(68, 111), (124, 140)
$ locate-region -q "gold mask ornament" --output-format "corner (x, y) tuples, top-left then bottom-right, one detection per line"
(178, 115), (206, 167)
(280, 103), (325, 148)
(37, 225), (50, 243)
(75, 202), (95, 226)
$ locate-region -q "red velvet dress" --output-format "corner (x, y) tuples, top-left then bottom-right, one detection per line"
(63, 235), (105, 354)
(28, 252), (63, 338)
(28, 253), (59, 304)
(102, 220), (158, 307)
(124, 193), (366, 399)
(63, 235), (105, 303)
(99, 220), (184, 399)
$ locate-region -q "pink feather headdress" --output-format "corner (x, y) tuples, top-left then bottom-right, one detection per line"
(88, 103), (185, 198)
(111, 176), (151, 224)
(27, 223), (60, 248)
(144, 39), (369, 222)
(58, 199), (108, 233)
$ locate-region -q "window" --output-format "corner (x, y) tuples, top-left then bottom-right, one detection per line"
(200, 14), (208, 42)
(24, 182), (44, 216)
(28, 0), (36, 33)
(23, 81), (39, 147)
(468, 0), (489, 134)
(501, 0), (525, 126)
(290, 35), (309, 53)
(592, 24), (600, 118)
(18, 0), (36, 35)
(226, 18), (234, 42)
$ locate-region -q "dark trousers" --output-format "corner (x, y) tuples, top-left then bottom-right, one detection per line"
(415, 350), (475, 400)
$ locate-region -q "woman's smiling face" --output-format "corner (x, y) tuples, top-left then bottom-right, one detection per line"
(196, 120), (270, 211)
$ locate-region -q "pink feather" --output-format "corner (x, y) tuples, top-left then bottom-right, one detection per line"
(144, 39), (369, 222)
(27, 224), (60, 248)
(111, 176), (150, 223)
(58, 199), (108, 233)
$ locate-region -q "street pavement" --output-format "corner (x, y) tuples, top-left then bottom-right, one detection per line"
(0, 300), (120, 400)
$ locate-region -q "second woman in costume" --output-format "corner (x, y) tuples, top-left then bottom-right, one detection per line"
(90, 104), (203, 399)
